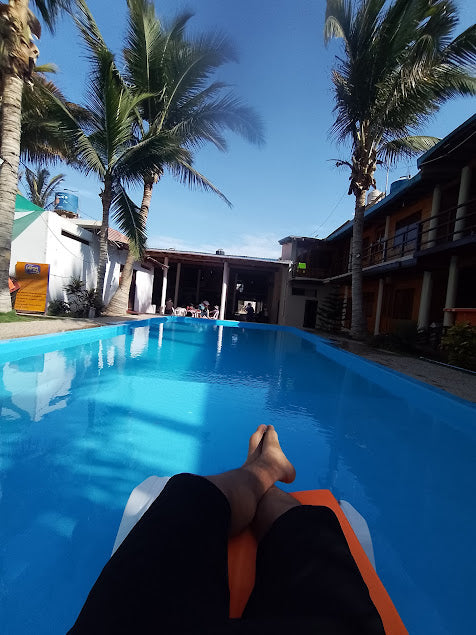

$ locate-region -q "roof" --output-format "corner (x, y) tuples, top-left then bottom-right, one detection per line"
(326, 172), (425, 241)
(278, 235), (324, 245)
(108, 228), (129, 244)
(417, 112), (476, 169)
(73, 219), (129, 244)
(147, 246), (289, 267)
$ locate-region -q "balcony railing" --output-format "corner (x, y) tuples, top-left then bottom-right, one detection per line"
(330, 197), (476, 276)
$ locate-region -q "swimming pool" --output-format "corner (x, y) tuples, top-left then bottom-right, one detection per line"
(0, 318), (474, 633)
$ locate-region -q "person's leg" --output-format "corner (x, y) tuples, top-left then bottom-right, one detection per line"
(68, 473), (231, 634)
(69, 425), (295, 633)
(207, 425), (295, 536)
(243, 487), (385, 634)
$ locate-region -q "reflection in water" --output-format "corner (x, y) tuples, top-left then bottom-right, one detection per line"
(216, 325), (223, 358)
(2, 350), (75, 422)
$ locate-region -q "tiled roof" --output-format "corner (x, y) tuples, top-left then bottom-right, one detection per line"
(107, 227), (129, 244)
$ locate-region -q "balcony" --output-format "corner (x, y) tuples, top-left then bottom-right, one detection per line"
(329, 197), (476, 277)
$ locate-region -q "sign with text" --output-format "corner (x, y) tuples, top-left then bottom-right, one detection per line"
(14, 262), (50, 313)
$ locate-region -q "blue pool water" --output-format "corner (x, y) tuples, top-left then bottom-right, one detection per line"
(0, 318), (475, 634)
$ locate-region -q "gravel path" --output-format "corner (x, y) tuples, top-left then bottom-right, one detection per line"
(0, 317), (474, 403)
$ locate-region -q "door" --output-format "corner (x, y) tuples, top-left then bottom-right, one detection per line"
(303, 299), (318, 328)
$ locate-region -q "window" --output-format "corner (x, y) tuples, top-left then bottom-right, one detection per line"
(61, 229), (90, 246)
(392, 288), (414, 320)
(393, 212), (421, 251)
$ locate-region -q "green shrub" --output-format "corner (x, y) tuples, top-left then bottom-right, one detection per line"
(441, 322), (476, 370)
(64, 277), (102, 317)
(47, 299), (70, 316)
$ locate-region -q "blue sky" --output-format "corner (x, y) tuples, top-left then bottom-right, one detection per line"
(32, 0), (476, 259)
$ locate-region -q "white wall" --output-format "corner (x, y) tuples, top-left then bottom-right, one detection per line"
(134, 267), (155, 313)
(283, 283), (333, 329)
(11, 210), (153, 312)
(280, 242), (293, 260)
(44, 212), (97, 302)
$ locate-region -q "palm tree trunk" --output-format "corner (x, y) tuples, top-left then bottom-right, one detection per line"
(96, 175), (113, 305)
(0, 73), (24, 312)
(350, 190), (368, 339)
(104, 179), (154, 315)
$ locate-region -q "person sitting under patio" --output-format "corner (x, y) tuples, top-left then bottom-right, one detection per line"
(245, 302), (255, 321)
(199, 300), (209, 318)
(68, 425), (385, 634)
(165, 298), (174, 315)
(209, 305), (219, 319)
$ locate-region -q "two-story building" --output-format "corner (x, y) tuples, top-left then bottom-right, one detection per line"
(280, 113), (476, 334)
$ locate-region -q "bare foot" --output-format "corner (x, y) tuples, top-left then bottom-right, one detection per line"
(248, 425), (296, 485)
(244, 424), (268, 466)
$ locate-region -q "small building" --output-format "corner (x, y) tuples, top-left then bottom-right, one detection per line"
(10, 196), (154, 312)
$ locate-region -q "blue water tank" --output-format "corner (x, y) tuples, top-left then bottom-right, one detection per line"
(55, 191), (79, 214)
(389, 178), (410, 195)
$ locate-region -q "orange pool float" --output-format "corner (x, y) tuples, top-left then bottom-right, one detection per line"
(228, 489), (407, 633)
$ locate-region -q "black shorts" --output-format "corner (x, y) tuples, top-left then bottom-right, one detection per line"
(68, 474), (384, 634)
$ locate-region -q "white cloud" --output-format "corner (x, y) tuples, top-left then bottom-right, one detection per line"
(147, 232), (282, 259)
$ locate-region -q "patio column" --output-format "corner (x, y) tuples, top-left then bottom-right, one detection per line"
(159, 256), (169, 315)
(195, 268), (201, 303)
(278, 265), (289, 325)
(454, 165), (472, 240)
(219, 261), (229, 320)
(374, 278), (384, 335)
(417, 271), (432, 330)
(174, 262), (181, 307)
(443, 256), (458, 327)
(427, 186), (441, 248)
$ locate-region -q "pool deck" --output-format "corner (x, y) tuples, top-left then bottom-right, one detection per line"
(1, 315), (474, 403)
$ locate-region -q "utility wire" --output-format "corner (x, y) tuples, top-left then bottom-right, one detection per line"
(312, 191), (347, 237)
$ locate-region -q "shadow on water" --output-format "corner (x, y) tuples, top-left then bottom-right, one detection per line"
(0, 319), (475, 634)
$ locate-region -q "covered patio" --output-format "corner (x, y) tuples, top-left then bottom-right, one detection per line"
(146, 248), (290, 324)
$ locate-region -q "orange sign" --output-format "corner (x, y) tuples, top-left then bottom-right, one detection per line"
(14, 262), (50, 313)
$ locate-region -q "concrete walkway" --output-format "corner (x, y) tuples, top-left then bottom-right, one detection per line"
(319, 333), (475, 403)
(0, 316), (474, 403)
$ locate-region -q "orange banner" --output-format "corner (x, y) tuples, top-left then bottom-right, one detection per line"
(14, 262), (50, 313)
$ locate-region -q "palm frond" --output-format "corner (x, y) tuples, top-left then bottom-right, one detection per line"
(167, 160), (232, 208)
(110, 185), (147, 257)
(31, 0), (73, 32)
(378, 135), (440, 164)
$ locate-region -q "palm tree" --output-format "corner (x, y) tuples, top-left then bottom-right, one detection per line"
(324, 0), (476, 339)
(21, 166), (65, 207)
(0, 0), (73, 312)
(105, 0), (264, 315)
(69, 0), (201, 304)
